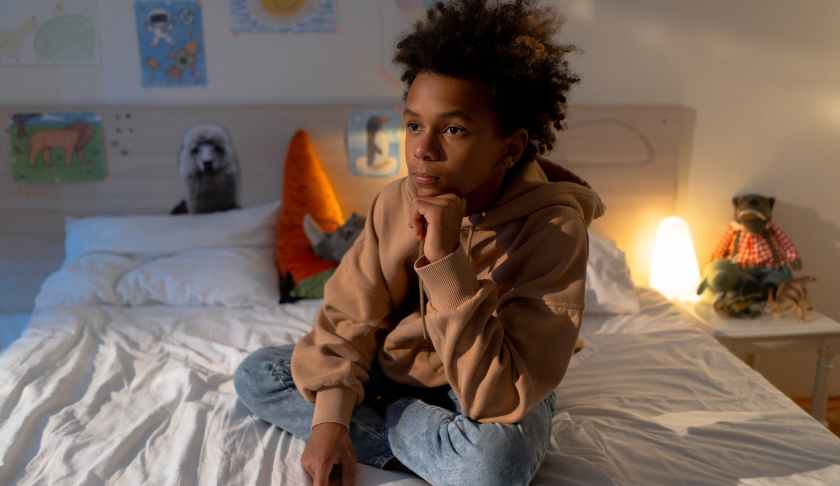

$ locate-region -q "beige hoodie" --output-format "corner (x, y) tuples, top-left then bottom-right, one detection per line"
(290, 157), (605, 429)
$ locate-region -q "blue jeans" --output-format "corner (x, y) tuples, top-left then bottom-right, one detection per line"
(234, 344), (557, 486)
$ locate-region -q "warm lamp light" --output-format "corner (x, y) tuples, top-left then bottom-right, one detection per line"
(649, 216), (701, 301)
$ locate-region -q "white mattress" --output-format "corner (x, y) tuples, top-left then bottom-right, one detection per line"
(1, 289), (839, 485)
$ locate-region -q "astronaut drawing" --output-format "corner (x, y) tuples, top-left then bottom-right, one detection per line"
(147, 9), (175, 47)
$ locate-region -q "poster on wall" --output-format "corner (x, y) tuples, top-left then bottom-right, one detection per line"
(230, 0), (336, 33)
(379, 1), (437, 87)
(346, 109), (402, 178)
(134, 0), (208, 87)
(8, 112), (108, 184)
(0, 0), (101, 65)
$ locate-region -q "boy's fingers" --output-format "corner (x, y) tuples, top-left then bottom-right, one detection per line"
(416, 192), (461, 201)
(341, 456), (355, 486)
(412, 211), (427, 239)
(415, 197), (451, 208)
(414, 200), (443, 219)
(416, 193), (464, 208)
(313, 463), (331, 486)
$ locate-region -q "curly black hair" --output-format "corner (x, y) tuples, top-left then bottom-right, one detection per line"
(394, 0), (581, 165)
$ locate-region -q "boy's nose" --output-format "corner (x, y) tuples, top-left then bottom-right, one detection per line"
(413, 135), (442, 161)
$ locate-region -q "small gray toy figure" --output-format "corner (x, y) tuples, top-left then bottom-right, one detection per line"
(303, 212), (366, 262)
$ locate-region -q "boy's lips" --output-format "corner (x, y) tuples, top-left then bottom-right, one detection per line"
(411, 173), (440, 185)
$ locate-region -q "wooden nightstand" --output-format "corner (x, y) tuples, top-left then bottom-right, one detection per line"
(678, 301), (840, 426)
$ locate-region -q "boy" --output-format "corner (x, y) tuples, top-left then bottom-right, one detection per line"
(234, 1), (604, 485)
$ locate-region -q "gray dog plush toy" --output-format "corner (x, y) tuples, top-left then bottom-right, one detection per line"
(697, 193), (802, 317)
(171, 123), (241, 215)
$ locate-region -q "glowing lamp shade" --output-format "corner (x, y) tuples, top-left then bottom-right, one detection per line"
(649, 216), (701, 301)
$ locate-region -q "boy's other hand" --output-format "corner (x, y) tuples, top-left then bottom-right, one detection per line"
(412, 193), (466, 262)
(301, 422), (356, 486)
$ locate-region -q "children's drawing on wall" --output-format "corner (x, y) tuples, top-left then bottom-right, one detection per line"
(0, 0), (100, 65)
(134, 1), (207, 87)
(394, 0), (437, 13)
(230, 0), (336, 33)
(8, 112), (107, 184)
(347, 110), (402, 178)
(378, 1), (436, 86)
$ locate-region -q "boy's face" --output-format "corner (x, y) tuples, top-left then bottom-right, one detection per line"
(403, 72), (512, 201)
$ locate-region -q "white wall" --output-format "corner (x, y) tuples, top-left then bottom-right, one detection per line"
(2, 0), (838, 397)
(0, 1), (405, 105)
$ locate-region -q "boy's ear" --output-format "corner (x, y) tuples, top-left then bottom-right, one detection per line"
(506, 128), (529, 163)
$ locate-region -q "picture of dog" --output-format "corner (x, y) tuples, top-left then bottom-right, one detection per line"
(171, 123), (242, 215)
(28, 123), (94, 167)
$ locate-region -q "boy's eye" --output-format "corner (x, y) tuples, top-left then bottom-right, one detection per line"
(443, 126), (466, 135)
(405, 122), (421, 133)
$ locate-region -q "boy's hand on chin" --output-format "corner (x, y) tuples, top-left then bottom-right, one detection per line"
(412, 193), (466, 262)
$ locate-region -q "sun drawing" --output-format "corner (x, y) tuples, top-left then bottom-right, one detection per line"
(259, 0), (307, 16)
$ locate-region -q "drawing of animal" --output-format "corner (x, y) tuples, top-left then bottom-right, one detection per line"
(0, 16), (38, 63)
(27, 123), (95, 167)
(10, 113), (40, 137)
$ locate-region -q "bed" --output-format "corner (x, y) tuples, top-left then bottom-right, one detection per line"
(1, 202), (840, 486)
(2, 103), (839, 485)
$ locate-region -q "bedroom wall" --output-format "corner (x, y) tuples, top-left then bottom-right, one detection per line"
(1, 0), (838, 396)
(553, 0), (840, 398)
(0, 1), (404, 105)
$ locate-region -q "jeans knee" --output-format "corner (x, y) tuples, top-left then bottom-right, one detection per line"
(386, 398), (546, 486)
(409, 416), (535, 486)
(457, 425), (534, 486)
(234, 344), (296, 403)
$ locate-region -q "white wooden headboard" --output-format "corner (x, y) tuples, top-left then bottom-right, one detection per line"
(0, 103), (695, 313)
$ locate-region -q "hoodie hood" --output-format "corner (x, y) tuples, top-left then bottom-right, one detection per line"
(458, 157), (605, 229)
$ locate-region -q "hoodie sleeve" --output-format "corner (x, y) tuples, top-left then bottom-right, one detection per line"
(290, 192), (392, 429)
(413, 206), (588, 423)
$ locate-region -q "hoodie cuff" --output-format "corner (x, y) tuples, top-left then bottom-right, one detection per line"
(414, 245), (480, 310)
(312, 387), (356, 430)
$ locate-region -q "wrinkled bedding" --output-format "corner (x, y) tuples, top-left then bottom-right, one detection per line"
(1, 289), (839, 485)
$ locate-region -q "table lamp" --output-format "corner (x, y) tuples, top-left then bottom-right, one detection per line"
(649, 216), (701, 301)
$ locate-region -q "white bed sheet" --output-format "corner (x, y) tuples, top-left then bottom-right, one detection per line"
(1, 290), (839, 485)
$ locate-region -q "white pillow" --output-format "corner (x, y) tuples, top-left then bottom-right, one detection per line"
(585, 231), (640, 315)
(65, 201), (280, 261)
(34, 253), (142, 310)
(115, 247), (278, 308)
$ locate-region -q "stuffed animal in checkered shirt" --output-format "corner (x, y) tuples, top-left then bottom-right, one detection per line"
(697, 194), (802, 317)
